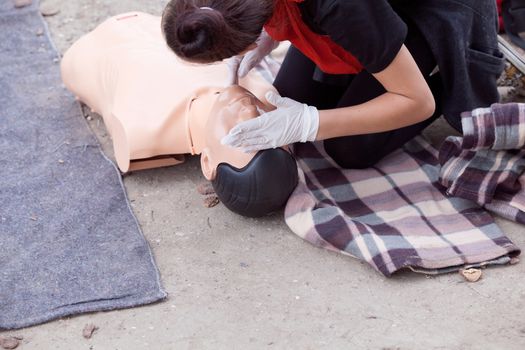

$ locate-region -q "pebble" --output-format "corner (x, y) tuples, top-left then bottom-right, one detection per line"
(0, 336), (19, 350)
(460, 268), (482, 282)
(13, 0), (32, 8)
(40, 3), (60, 17)
(35, 28), (44, 36)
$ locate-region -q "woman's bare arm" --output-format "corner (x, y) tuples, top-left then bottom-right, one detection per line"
(316, 44), (436, 140)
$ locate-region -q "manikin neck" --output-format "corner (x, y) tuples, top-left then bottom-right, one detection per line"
(187, 87), (223, 155)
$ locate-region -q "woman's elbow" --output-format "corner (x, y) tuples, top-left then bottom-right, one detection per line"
(416, 92), (436, 122)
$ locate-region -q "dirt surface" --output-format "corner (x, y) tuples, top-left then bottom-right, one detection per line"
(3, 1), (525, 349)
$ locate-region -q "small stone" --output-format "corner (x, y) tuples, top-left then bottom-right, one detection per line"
(460, 268), (482, 283)
(203, 195), (219, 208)
(0, 336), (20, 350)
(13, 0), (32, 8)
(58, 159), (64, 164)
(86, 116), (92, 121)
(510, 257), (520, 265)
(82, 324), (98, 339)
(40, 3), (60, 17)
(196, 182), (215, 196)
(35, 28), (44, 36)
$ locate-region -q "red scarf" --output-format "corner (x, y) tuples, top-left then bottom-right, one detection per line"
(264, 0), (363, 74)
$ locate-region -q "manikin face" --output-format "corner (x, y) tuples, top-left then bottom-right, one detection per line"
(200, 85), (274, 180)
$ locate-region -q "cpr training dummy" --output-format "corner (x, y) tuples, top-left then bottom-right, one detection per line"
(60, 12), (298, 217)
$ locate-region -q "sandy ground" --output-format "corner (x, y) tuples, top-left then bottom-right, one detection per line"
(3, 1), (525, 349)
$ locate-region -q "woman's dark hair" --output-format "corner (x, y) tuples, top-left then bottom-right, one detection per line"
(212, 149), (298, 218)
(161, 0), (274, 63)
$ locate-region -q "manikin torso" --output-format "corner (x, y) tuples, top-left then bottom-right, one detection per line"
(61, 12), (274, 172)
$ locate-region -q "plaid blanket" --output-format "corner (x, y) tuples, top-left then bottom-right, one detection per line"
(285, 136), (520, 277)
(439, 103), (525, 224)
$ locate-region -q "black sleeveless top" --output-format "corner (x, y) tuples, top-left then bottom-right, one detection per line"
(298, 0), (504, 132)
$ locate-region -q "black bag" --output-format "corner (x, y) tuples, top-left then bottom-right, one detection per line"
(502, 0), (525, 49)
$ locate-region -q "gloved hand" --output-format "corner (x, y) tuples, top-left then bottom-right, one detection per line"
(225, 55), (242, 86)
(238, 30), (279, 78)
(221, 91), (320, 152)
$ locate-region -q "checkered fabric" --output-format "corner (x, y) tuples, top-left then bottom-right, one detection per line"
(285, 136), (520, 277)
(439, 103), (525, 224)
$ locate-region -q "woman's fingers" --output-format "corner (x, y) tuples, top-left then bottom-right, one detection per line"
(265, 91), (293, 108)
(222, 130), (272, 149)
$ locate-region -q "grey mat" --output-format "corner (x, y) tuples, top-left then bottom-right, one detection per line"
(0, 1), (166, 330)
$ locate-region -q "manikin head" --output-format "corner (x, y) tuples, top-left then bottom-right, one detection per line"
(200, 85), (298, 217)
(161, 0), (274, 63)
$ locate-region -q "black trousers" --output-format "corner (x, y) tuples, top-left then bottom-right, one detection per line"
(273, 22), (444, 169)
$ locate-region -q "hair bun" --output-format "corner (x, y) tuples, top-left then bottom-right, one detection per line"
(175, 8), (226, 60)
(162, 0), (273, 63)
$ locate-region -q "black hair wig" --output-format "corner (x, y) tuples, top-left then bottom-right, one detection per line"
(211, 148), (298, 217)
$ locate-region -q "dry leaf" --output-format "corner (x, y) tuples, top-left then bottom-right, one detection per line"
(203, 196), (219, 208)
(82, 324), (99, 339)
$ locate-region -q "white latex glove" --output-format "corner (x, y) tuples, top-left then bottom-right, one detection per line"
(221, 91), (320, 152)
(225, 55), (242, 86)
(237, 29), (279, 78)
